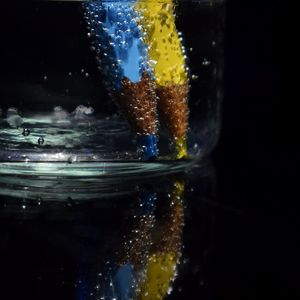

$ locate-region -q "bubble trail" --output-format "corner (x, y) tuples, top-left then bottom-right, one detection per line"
(84, 0), (159, 160)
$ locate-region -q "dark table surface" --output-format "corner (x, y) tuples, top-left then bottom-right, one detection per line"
(0, 151), (298, 299)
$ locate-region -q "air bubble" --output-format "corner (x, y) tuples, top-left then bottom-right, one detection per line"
(202, 58), (211, 66)
(68, 156), (77, 164)
(65, 197), (74, 208)
(22, 128), (30, 136)
(38, 137), (45, 145)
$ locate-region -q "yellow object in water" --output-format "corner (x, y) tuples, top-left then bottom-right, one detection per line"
(135, 0), (188, 87)
(175, 136), (187, 159)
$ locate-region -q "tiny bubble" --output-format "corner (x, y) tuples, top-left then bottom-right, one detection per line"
(43, 76), (48, 81)
(202, 58), (211, 66)
(22, 128), (30, 136)
(38, 137), (44, 145)
(65, 197), (74, 208)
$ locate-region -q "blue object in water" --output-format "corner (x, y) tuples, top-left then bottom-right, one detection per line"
(84, 0), (152, 91)
(137, 134), (158, 160)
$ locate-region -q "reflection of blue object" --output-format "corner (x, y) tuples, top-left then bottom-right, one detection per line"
(84, 1), (158, 160)
(77, 265), (135, 300)
(140, 191), (157, 215)
(75, 190), (157, 299)
(112, 264), (135, 300)
(77, 273), (91, 300)
(84, 1), (152, 91)
(137, 134), (158, 160)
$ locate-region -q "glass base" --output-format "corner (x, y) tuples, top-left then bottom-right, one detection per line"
(0, 159), (197, 178)
(0, 113), (215, 176)
(0, 160), (210, 202)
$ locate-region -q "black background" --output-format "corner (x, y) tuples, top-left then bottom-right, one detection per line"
(213, 0), (299, 299)
(0, 0), (299, 299)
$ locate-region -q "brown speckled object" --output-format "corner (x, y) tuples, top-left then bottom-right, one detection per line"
(118, 73), (158, 136)
(151, 182), (184, 254)
(156, 83), (189, 142)
(121, 214), (155, 268)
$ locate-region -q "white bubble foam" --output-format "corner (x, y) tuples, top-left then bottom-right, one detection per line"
(7, 115), (24, 128)
(72, 105), (95, 119)
(53, 106), (70, 121)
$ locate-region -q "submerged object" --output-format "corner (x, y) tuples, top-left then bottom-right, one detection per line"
(135, 0), (189, 159)
(84, 0), (159, 160)
(84, 0), (189, 160)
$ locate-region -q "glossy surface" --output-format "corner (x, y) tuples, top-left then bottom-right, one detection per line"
(0, 163), (213, 299)
(1, 153), (296, 299)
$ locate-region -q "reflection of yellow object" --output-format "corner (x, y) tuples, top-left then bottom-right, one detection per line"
(138, 253), (178, 300)
(135, 0), (188, 87)
(137, 179), (185, 299)
(174, 179), (185, 197)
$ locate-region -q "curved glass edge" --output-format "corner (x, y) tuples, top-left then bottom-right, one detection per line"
(0, 159), (212, 201)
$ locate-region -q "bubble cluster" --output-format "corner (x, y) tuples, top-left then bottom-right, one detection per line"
(83, 0), (190, 159)
(118, 73), (158, 136)
(135, 1), (189, 87)
(53, 106), (70, 122)
(84, 1), (153, 92)
(6, 107), (23, 128)
(72, 105), (94, 119)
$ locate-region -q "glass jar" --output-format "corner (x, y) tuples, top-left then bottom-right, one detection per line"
(0, 0), (225, 177)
